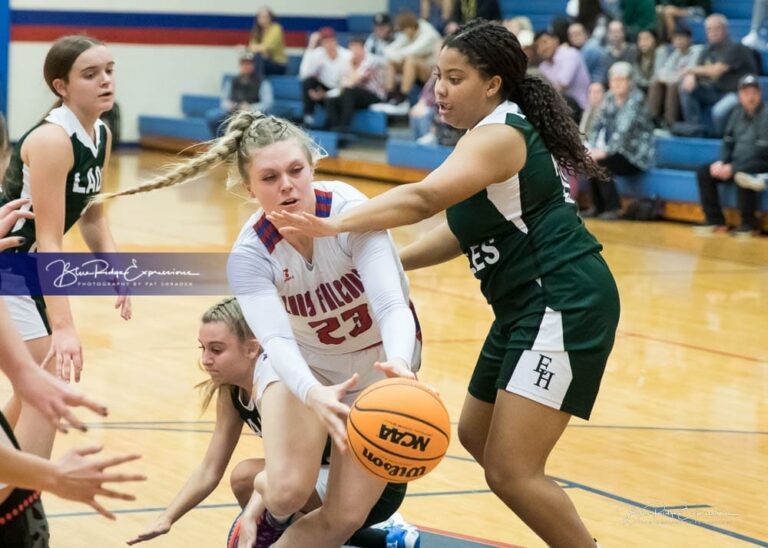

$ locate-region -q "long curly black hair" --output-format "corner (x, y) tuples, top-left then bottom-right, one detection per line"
(443, 19), (604, 180)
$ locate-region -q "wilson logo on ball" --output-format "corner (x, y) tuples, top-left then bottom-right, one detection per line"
(378, 425), (431, 452)
(362, 447), (428, 479)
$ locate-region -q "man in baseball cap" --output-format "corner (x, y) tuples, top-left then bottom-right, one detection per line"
(365, 13), (394, 57)
(695, 72), (768, 237)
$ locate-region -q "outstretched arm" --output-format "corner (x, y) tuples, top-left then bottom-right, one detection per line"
(267, 124), (526, 236)
(399, 221), (462, 271)
(0, 444), (143, 520)
(127, 392), (242, 544)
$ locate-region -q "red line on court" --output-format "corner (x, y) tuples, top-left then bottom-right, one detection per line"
(618, 330), (766, 364)
(416, 524), (524, 547)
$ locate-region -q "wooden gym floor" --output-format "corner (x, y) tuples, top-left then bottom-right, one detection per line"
(1, 149), (766, 547)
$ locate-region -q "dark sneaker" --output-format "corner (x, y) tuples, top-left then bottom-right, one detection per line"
(227, 511), (245, 548)
(734, 172), (767, 192)
(254, 511), (291, 548)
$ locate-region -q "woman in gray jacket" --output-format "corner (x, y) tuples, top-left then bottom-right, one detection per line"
(586, 61), (655, 219)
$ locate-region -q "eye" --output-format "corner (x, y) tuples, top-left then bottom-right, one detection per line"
(263, 174), (276, 182)
(449, 77), (461, 85)
(291, 166), (303, 174)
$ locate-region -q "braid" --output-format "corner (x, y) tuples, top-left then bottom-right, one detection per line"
(90, 111), (260, 207)
(445, 20), (606, 180)
(86, 110), (325, 212)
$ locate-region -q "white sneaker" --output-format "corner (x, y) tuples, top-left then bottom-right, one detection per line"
(734, 172), (768, 192)
(416, 133), (436, 145)
(742, 31), (768, 50)
(369, 101), (410, 116)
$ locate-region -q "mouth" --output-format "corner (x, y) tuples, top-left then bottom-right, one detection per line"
(437, 102), (450, 115)
(98, 91), (113, 99)
(279, 198), (299, 207)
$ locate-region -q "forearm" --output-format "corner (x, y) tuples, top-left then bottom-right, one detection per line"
(0, 445), (59, 492)
(399, 222), (462, 270)
(0, 303), (38, 382)
(161, 466), (223, 525)
(336, 183), (435, 233)
(80, 210), (118, 253)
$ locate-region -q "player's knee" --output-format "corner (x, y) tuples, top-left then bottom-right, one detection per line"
(483, 458), (536, 500)
(457, 422), (485, 463)
(229, 463), (255, 507)
(264, 477), (314, 515)
(317, 505), (368, 538)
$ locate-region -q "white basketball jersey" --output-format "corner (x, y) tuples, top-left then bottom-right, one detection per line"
(233, 181), (413, 356)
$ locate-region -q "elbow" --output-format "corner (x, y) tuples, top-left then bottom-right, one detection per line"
(411, 186), (440, 220)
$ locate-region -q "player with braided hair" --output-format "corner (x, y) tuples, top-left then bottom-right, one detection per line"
(100, 112), (422, 547)
(269, 19), (618, 547)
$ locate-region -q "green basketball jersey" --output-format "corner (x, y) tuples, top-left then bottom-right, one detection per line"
(446, 101), (602, 305)
(0, 105), (108, 253)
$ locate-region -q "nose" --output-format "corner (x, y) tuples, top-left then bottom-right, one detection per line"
(201, 351), (214, 366)
(434, 78), (447, 98)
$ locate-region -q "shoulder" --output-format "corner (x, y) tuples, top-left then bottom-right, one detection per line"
(22, 123), (73, 164)
(313, 180), (368, 211)
(231, 212), (268, 253)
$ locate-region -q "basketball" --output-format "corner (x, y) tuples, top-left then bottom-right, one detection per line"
(347, 377), (451, 482)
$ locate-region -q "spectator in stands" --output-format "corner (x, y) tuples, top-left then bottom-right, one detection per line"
(205, 52), (267, 137)
(580, 81), (606, 138)
(503, 17), (536, 63)
(383, 11), (441, 112)
(535, 30), (591, 120)
(568, 22), (607, 82)
(323, 37), (386, 132)
(647, 27), (700, 129)
(420, 0), (453, 33)
(588, 21), (638, 84)
(586, 61), (655, 219)
(248, 7), (288, 76)
(408, 74), (437, 143)
(299, 27), (352, 126)
(742, 0), (768, 50)
(443, 0), (502, 35)
(634, 29), (664, 93)
(566, 0), (605, 34)
(678, 14), (758, 137)
(619, 0), (657, 39)
(656, 0), (711, 43)
(365, 13), (395, 58)
(694, 74), (768, 237)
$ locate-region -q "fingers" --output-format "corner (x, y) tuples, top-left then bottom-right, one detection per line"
(96, 487), (137, 501)
(58, 406), (88, 433)
(94, 453), (143, 472)
(0, 236), (27, 252)
(73, 350), (83, 383)
(74, 444), (106, 457)
(57, 351), (66, 382)
(67, 392), (108, 417)
(98, 471), (148, 483)
(339, 372), (359, 393)
(89, 499), (116, 520)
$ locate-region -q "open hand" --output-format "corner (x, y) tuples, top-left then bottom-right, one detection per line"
(266, 210), (340, 238)
(306, 374), (358, 451)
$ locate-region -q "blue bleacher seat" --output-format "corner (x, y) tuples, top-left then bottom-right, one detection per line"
(616, 169), (768, 209)
(268, 75), (303, 101)
(499, 0), (566, 16)
(386, 139), (452, 170)
(286, 55), (302, 76)
(655, 136), (720, 170)
(347, 14), (374, 34)
(138, 115), (212, 141)
(712, 0), (754, 20)
(181, 94), (220, 118)
(350, 110), (388, 136)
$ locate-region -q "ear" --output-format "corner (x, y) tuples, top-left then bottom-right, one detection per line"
(52, 78), (68, 99)
(487, 75), (502, 98)
(245, 339), (261, 360)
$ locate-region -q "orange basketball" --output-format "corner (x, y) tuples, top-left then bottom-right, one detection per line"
(347, 377), (450, 482)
